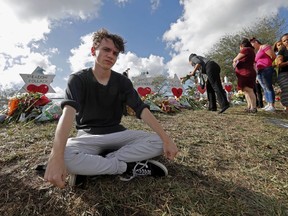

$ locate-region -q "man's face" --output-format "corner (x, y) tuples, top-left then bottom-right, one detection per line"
(92, 38), (120, 70)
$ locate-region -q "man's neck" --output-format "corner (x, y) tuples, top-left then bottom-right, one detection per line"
(92, 66), (111, 85)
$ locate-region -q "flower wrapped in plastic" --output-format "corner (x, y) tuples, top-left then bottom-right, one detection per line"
(180, 75), (191, 84)
(6, 92), (51, 122)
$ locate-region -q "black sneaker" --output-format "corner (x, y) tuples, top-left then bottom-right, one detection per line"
(69, 174), (87, 187)
(218, 104), (230, 114)
(120, 160), (168, 181)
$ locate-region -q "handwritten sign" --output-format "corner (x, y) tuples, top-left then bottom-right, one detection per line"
(20, 66), (55, 93)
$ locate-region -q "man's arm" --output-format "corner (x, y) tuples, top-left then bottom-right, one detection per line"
(189, 63), (201, 76)
(140, 108), (178, 160)
(44, 105), (76, 188)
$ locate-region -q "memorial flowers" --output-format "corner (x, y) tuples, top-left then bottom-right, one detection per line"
(6, 92), (51, 122)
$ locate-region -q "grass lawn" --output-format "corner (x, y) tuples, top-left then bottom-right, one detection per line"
(0, 104), (288, 216)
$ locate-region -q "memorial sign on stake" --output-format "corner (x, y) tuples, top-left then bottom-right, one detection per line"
(20, 66), (56, 94)
(132, 73), (184, 97)
(169, 74), (183, 98)
(132, 74), (156, 97)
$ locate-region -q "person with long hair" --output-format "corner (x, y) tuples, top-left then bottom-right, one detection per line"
(272, 40), (283, 82)
(233, 38), (257, 113)
(250, 37), (276, 112)
(276, 33), (288, 112)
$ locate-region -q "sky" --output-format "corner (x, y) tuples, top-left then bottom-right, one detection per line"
(1, 0), (288, 98)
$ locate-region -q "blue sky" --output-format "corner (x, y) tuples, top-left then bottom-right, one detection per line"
(1, 0), (288, 97)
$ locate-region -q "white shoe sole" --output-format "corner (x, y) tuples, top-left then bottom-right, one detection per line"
(69, 174), (76, 186)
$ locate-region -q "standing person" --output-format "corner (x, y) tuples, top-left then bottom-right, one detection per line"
(272, 40), (283, 79)
(183, 53), (230, 114)
(44, 28), (178, 188)
(276, 33), (288, 112)
(254, 80), (264, 108)
(233, 38), (257, 113)
(250, 37), (276, 112)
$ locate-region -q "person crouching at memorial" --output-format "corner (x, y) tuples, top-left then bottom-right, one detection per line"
(44, 28), (178, 188)
(183, 53), (230, 114)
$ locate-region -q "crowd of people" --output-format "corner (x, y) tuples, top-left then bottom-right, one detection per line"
(235, 34), (288, 113)
(182, 33), (288, 114)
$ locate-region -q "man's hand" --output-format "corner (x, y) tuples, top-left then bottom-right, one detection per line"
(180, 74), (192, 84)
(163, 137), (178, 160)
(44, 154), (67, 188)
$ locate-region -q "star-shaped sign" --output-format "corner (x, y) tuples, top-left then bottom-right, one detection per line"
(20, 66), (56, 94)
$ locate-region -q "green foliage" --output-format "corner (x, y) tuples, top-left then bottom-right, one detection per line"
(205, 13), (287, 83)
(151, 75), (169, 95)
(0, 84), (20, 99)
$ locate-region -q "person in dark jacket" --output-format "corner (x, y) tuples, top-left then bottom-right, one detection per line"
(183, 53), (230, 114)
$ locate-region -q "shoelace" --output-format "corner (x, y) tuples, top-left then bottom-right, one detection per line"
(133, 161), (151, 176)
(119, 161), (150, 181)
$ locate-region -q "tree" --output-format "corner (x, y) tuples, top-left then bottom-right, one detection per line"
(204, 13), (286, 86)
(0, 84), (20, 99)
(151, 75), (169, 95)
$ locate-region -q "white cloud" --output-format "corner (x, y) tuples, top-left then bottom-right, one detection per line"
(46, 87), (65, 99)
(1, 0), (288, 97)
(0, 0), (103, 95)
(2, 0), (103, 21)
(151, 0), (160, 11)
(68, 34), (94, 73)
(114, 52), (166, 78)
(162, 0), (288, 77)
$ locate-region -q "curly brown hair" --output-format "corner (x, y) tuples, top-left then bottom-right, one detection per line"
(92, 28), (125, 53)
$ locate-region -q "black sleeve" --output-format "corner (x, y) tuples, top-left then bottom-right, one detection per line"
(123, 78), (150, 119)
(60, 74), (83, 112)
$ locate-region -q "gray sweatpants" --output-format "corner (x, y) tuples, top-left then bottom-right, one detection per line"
(64, 129), (164, 175)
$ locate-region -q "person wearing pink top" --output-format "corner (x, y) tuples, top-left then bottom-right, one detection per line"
(250, 37), (276, 112)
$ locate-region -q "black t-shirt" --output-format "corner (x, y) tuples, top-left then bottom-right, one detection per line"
(278, 47), (288, 73)
(61, 68), (149, 134)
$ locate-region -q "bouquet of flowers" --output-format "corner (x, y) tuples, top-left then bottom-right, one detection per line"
(180, 74), (191, 84)
(231, 90), (245, 104)
(6, 92), (51, 122)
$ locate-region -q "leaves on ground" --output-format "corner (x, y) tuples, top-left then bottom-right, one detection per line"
(0, 105), (288, 216)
